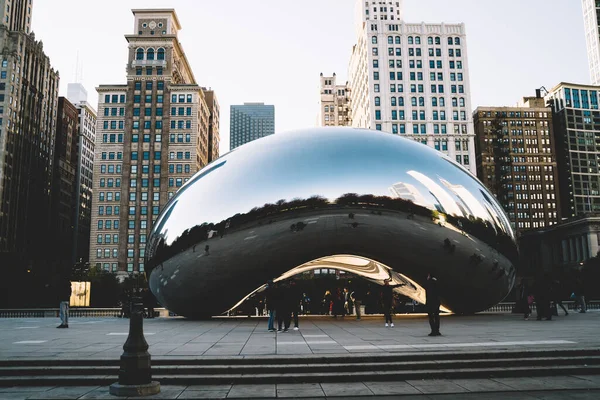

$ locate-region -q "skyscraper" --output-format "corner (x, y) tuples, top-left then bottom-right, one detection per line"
(582, 0), (600, 85)
(230, 103), (275, 150)
(0, 0), (60, 282)
(90, 9), (213, 276)
(545, 82), (600, 218)
(318, 73), (351, 127)
(67, 83), (97, 265)
(347, 0), (476, 173)
(51, 97), (79, 267)
(473, 92), (560, 232)
(203, 88), (220, 162)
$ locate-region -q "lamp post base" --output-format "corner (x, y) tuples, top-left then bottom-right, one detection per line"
(109, 381), (160, 397)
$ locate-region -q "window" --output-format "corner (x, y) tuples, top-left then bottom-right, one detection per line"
(147, 48), (155, 60)
(157, 48), (165, 60)
(375, 96), (380, 106)
(372, 36), (377, 44)
(136, 48), (144, 60)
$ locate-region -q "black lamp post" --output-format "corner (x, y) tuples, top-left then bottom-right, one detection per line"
(109, 292), (160, 396)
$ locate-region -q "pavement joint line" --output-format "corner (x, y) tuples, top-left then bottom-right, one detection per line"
(13, 340), (47, 344)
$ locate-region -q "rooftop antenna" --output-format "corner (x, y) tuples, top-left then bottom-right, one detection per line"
(74, 51), (80, 83)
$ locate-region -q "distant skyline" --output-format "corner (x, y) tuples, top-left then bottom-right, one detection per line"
(33, 0), (588, 155)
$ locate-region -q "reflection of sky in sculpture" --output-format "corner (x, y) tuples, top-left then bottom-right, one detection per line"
(159, 129), (511, 246)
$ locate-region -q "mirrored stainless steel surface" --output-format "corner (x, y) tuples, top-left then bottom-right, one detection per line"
(146, 128), (518, 318)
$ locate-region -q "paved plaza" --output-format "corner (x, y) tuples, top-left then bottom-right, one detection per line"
(0, 312), (599, 399)
(0, 312), (598, 359)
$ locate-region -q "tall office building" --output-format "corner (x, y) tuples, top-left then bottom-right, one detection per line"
(348, 0), (476, 173)
(90, 9), (212, 276)
(582, 0), (600, 85)
(473, 92), (560, 232)
(545, 82), (600, 218)
(318, 73), (351, 127)
(203, 88), (220, 162)
(0, 0), (60, 276)
(230, 103), (275, 150)
(51, 97), (79, 266)
(67, 83), (97, 265)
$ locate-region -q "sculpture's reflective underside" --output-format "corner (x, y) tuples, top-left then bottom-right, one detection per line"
(146, 128), (518, 318)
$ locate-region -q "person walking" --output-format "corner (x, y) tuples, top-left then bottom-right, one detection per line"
(575, 278), (587, 313)
(332, 288), (345, 318)
(426, 273), (441, 336)
(322, 290), (332, 315)
(552, 280), (568, 316)
(276, 282), (292, 332)
(382, 280), (395, 327)
(289, 279), (301, 330)
(265, 281), (276, 332)
(57, 276), (71, 329)
(351, 289), (362, 320)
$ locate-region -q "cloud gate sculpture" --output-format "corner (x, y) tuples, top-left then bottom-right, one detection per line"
(146, 128), (518, 318)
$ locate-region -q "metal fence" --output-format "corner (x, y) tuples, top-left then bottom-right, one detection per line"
(0, 301), (597, 318)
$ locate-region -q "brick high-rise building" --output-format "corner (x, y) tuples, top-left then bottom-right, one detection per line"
(90, 9), (213, 276)
(202, 88), (220, 162)
(473, 92), (560, 233)
(0, 0), (60, 285)
(318, 73), (351, 127)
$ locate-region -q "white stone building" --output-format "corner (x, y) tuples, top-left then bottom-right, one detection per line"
(582, 0), (600, 85)
(347, 0), (476, 173)
(318, 73), (351, 127)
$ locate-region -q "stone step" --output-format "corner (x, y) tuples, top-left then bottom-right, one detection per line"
(1, 364), (599, 386)
(1, 348), (597, 367)
(1, 356), (600, 377)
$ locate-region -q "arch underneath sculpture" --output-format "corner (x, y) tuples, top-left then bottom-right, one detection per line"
(225, 255), (449, 315)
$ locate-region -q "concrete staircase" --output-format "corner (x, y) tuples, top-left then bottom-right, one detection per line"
(1, 349), (599, 386)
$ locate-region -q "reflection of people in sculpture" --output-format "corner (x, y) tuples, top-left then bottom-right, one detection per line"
(426, 273), (441, 336)
(204, 245), (210, 256)
(382, 279), (403, 327)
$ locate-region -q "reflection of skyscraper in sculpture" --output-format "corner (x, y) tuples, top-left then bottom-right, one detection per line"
(407, 171), (462, 216)
(439, 178), (489, 221)
(388, 182), (430, 208)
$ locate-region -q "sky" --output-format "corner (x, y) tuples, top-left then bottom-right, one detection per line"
(32, 0), (589, 155)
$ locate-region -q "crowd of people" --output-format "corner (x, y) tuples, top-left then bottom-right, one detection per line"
(263, 274), (442, 336)
(518, 275), (587, 321)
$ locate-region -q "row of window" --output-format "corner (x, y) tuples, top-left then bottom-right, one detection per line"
(100, 152), (123, 160)
(371, 35), (462, 46)
(98, 192), (121, 202)
(134, 94), (164, 104)
(128, 206), (160, 216)
(378, 96), (466, 107)
(130, 179), (162, 188)
(99, 164), (122, 174)
(104, 94), (126, 104)
(127, 248), (146, 258)
(135, 47), (166, 61)
(128, 192), (160, 202)
(374, 123), (468, 135)
(96, 248), (118, 259)
(97, 234), (119, 244)
(104, 107), (125, 117)
(135, 67), (163, 76)
(97, 219), (120, 230)
(374, 109), (468, 121)
(134, 81), (165, 91)
(98, 205), (120, 215)
(373, 83), (465, 94)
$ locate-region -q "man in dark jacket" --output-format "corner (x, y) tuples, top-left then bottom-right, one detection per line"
(289, 280), (302, 330)
(265, 281), (276, 332)
(426, 273), (441, 336)
(57, 277), (72, 328)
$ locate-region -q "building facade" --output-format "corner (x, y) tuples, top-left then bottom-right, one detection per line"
(545, 82), (600, 219)
(318, 73), (351, 127)
(582, 0), (600, 85)
(89, 9), (211, 276)
(348, 0), (476, 173)
(51, 97), (79, 266)
(203, 88), (220, 162)
(67, 83), (96, 265)
(230, 103), (275, 150)
(473, 93), (560, 233)
(0, 0), (60, 276)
